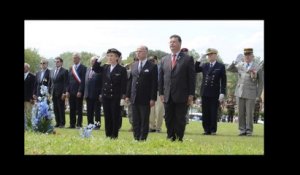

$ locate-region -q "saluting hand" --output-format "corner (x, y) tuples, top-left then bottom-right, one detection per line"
(150, 100), (155, 107)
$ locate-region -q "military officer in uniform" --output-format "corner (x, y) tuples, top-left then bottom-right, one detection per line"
(227, 48), (264, 136)
(101, 48), (127, 139)
(226, 95), (236, 123)
(195, 48), (227, 135)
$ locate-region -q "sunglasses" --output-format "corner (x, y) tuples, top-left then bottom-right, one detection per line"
(40, 62), (46, 64)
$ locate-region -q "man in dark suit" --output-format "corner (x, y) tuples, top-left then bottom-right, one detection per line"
(84, 56), (102, 129)
(50, 57), (68, 128)
(33, 58), (51, 99)
(66, 53), (87, 128)
(101, 48), (127, 139)
(126, 46), (157, 141)
(195, 48), (227, 135)
(24, 63), (36, 127)
(159, 35), (196, 141)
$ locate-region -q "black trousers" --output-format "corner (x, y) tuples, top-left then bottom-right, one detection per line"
(86, 98), (101, 125)
(69, 94), (83, 127)
(201, 96), (219, 133)
(164, 96), (188, 141)
(53, 94), (65, 126)
(102, 97), (121, 139)
(132, 104), (150, 141)
(227, 109), (234, 123)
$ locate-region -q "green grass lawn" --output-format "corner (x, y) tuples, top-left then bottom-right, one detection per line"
(25, 115), (264, 155)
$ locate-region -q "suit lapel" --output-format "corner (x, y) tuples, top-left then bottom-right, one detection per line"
(139, 60), (149, 75)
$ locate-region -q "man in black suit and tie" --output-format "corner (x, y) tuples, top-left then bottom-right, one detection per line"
(101, 48), (127, 139)
(195, 48), (227, 135)
(50, 57), (68, 128)
(84, 56), (102, 129)
(33, 58), (51, 99)
(126, 46), (157, 141)
(66, 53), (87, 128)
(24, 63), (36, 127)
(159, 35), (196, 141)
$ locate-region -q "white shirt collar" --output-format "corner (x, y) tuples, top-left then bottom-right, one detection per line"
(24, 72), (29, 80)
(139, 59), (147, 67)
(171, 51), (181, 59)
(245, 61), (253, 68)
(209, 61), (217, 66)
(110, 64), (117, 72)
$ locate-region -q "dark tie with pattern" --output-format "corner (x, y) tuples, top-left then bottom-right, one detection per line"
(139, 62), (142, 73)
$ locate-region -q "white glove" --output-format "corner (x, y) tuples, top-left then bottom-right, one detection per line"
(235, 54), (244, 64)
(197, 54), (206, 62)
(219, 94), (225, 102)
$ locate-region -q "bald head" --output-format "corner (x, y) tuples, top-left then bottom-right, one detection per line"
(135, 45), (148, 60)
(24, 63), (30, 73)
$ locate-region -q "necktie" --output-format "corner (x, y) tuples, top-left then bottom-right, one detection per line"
(138, 62), (143, 73)
(210, 63), (213, 68)
(172, 54), (176, 69)
(246, 63), (250, 69)
(54, 68), (59, 79)
(89, 70), (94, 79)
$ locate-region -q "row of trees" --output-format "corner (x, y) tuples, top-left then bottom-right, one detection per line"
(24, 48), (262, 97)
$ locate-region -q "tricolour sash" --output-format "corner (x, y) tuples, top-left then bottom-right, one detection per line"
(72, 65), (81, 83)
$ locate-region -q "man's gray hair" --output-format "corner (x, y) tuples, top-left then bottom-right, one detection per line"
(73, 53), (81, 59)
(24, 62), (30, 68)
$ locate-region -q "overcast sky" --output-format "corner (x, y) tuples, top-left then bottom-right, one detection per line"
(25, 20), (263, 64)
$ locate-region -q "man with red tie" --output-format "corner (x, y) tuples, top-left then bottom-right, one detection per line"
(159, 35), (195, 141)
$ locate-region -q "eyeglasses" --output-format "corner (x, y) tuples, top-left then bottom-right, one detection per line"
(40, 62), (46, 64)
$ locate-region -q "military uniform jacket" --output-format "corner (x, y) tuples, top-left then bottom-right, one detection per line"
(102, 64), (127, 99)
(227, 62), (264, 100)
(195, 61), (227, 97)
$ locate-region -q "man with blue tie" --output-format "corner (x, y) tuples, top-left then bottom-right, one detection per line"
(195, 48), (227, 135)
(227, 48), (264, 136)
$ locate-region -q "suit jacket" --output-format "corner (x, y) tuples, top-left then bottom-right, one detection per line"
(84, 67), (102, 100)
(33, 69), (51, 96)
(159, 52), (195, 103)
(24, 72), (36, 101)
(67, 64), (87, 95)
(126, 60), (158, 105)
(195, 61), (227, 97)
(227, 62), (264, 100)
(102, 64), (127, 99)
(50, 67), (68, 97)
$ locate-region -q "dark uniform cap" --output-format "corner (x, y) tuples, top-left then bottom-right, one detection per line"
(107, 48), (121, 57)
(181, 48), (189, 52)
(206, 48), (218, 55)
(244, 48), (253, 55)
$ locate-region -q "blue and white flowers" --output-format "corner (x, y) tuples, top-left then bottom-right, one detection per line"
(31, 85), (54, 133)
(80, 124), (95, 138)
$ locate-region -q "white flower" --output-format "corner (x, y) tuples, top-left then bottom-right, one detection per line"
(38, 97), (42, 101)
